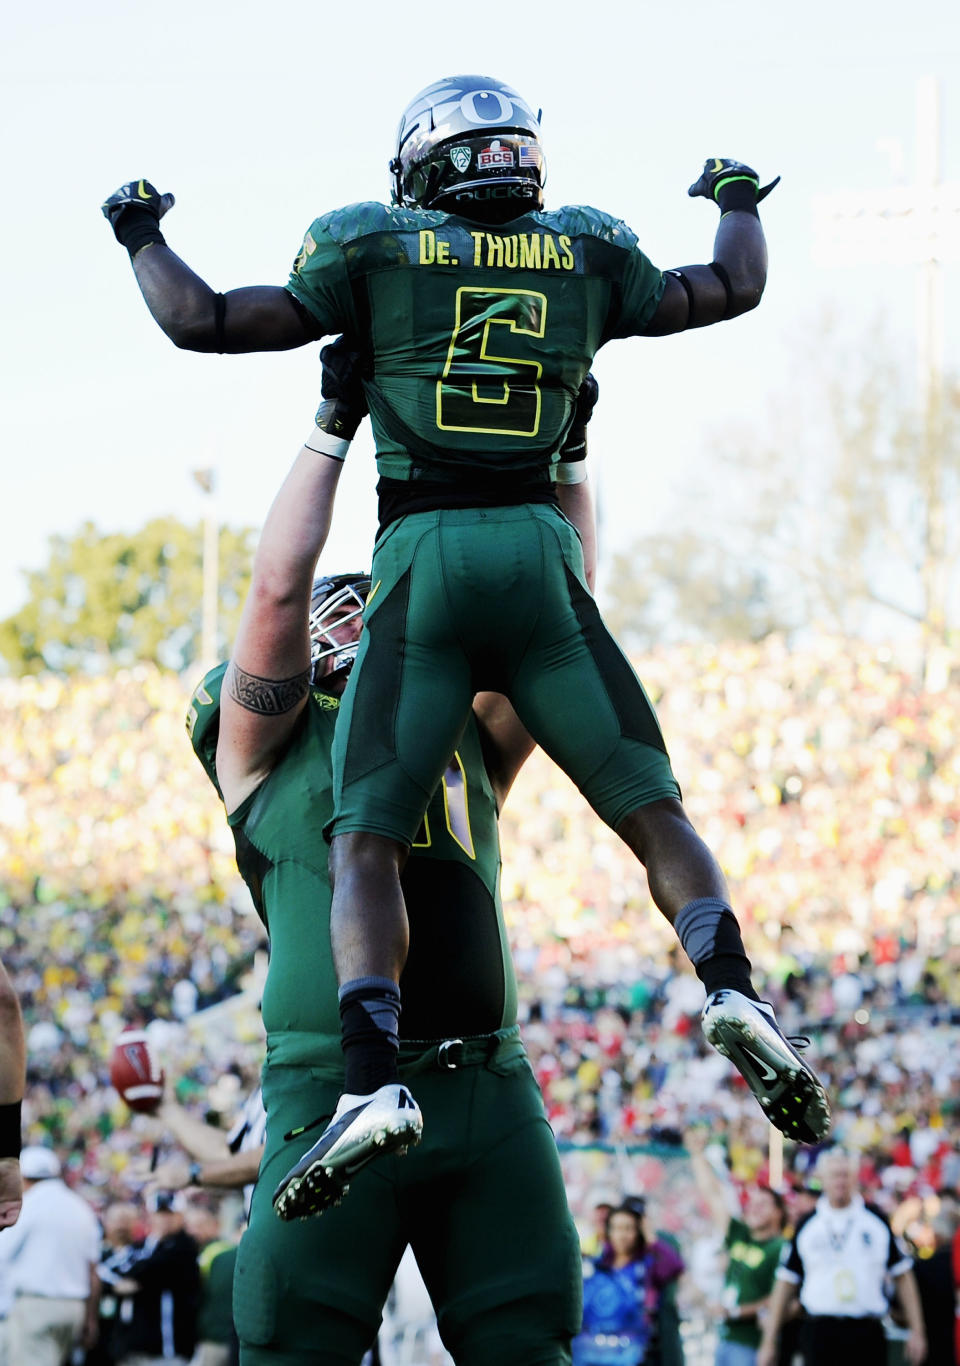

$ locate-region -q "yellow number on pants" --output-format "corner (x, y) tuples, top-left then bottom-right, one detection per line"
(412, 752), (476, 859)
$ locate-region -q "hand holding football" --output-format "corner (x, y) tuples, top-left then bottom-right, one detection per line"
(109, 1030), (165, 1114)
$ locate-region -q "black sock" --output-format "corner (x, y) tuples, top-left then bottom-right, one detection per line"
(673, 898), (759, 1000)
(338, 976), (401, 1094)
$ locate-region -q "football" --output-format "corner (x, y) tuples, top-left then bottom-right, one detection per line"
(109, 1029), (165, 1114)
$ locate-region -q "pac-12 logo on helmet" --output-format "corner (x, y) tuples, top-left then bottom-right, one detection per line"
(390, 74), (546, 224)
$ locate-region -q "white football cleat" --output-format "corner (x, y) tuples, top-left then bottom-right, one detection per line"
(702, 990), (830, 1144)
(272, 1083), (423, 1221)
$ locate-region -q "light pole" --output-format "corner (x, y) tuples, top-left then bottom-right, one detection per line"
(192, 468), (219, 672)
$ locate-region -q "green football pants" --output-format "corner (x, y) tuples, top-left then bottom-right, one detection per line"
(234, 1030), (582, 1366)
(329, 503), (679, 845)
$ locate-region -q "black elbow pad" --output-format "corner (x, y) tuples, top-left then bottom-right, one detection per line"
(709, 262), (734, 320)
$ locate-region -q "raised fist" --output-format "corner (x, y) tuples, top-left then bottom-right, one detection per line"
(688, 159), (779, 207)
(102, 180), (175, 241)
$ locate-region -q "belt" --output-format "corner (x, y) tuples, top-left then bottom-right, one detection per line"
(267, 1023), (523, 1074)
(399, 1027), (522, 1075)
(811, 1314), (881, 1323)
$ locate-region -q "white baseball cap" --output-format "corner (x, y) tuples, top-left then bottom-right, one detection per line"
(20, 1146), (61, 1180)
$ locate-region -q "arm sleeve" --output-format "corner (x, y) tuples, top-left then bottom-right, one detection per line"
(285, 220), (356, 335)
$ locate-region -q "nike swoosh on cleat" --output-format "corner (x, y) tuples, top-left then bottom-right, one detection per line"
(739, 1045), (781, 1088)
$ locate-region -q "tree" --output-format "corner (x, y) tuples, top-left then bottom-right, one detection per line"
(0, 518), (256, 675)
(602, 327), (960, 654)
(603, 533), (786, 651)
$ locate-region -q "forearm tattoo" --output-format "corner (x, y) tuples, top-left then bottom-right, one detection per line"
(227, 663), (312, 715)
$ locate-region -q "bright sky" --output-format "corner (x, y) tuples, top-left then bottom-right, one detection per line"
(4, 0), (959, 621)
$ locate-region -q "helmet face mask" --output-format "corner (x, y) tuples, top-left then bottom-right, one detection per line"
(308, 574), (370, 688)
(391, 75), (545, 223)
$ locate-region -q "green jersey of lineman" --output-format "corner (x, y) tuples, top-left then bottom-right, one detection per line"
(187, 662), (517, 1043)
(186, 668), (581, 1366)
(286, 201), (663, 484)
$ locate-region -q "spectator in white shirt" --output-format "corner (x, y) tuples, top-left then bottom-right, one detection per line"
(757, 1149), (926, 1366)
(1, 1146), (100, 1366)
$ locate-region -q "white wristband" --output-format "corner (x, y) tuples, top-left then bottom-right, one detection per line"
(303, 426), (350, 461)
(554, 459), (588, 485)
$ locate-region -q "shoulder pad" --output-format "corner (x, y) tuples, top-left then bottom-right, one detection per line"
(185, 664), (227, 789)
(537, 204), (639, 249)
(314, 201), (448, 243)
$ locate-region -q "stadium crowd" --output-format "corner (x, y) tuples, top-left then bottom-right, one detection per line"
(2, 634), (960, 1357)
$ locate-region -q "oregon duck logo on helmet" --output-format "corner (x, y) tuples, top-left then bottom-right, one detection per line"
(390, 75), (546, 224)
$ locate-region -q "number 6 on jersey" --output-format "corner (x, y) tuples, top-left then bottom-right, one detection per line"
(437, 287), (547, 436)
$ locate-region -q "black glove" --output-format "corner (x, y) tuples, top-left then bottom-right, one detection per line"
(101, 180), (175, 255)
(315, 336), (369, 441)
(559, 372), (598, 459)
(688, 159), (780, 214)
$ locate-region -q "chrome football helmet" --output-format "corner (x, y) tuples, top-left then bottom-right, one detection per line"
(308, 573), (370, 687)
(390, 75), (545, 223)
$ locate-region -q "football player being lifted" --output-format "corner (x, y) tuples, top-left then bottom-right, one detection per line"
(103, 75), (830, 1220)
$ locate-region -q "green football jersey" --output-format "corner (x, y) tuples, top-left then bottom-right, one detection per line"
(720, 1217), (784, 1347)
(186, 665), (517, 1041)
(286, 201), (664, 481)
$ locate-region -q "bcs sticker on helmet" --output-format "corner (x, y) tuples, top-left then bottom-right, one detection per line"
(478, 142), (515, 169)
(450, 146), (472, 173)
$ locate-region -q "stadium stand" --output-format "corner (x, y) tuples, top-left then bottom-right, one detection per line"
(3, 637), (960, 1358)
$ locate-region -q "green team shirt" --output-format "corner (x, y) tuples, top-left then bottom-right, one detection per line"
(285, 201), (664, 481)
(196, 1242), (237, 1346)
(720, 1217), (784, 1348)
(186, 665), (517, 1042)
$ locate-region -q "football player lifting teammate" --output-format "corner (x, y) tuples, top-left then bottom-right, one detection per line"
(103, 75), (829, 1219)
(183, 341), (587, 1365)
